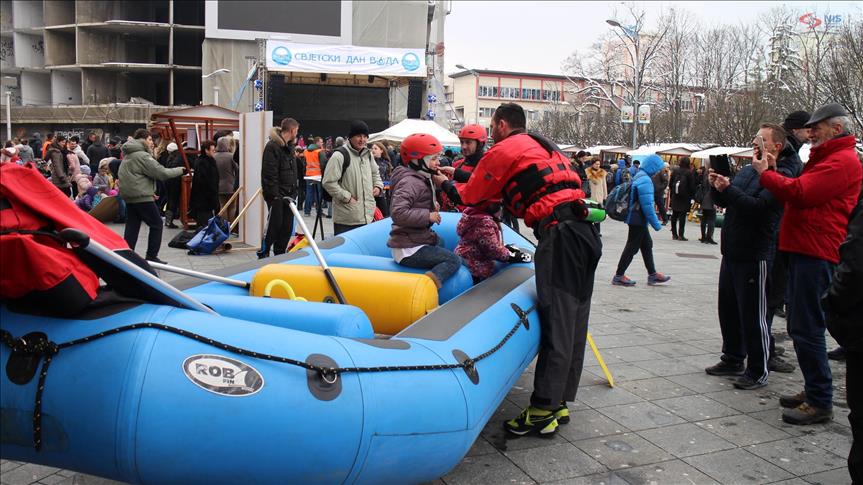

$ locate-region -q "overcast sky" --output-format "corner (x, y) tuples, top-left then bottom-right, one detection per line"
(443, 1), (862, 76)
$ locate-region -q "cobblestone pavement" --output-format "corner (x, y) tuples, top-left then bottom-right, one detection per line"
(1, 215), (851, 485)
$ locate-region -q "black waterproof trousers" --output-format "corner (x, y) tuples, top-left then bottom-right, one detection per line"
(530, 219), (602, 410)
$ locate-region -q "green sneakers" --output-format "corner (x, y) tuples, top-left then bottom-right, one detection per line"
(554, 403), (570, 424)
(504, 406), (559, 437)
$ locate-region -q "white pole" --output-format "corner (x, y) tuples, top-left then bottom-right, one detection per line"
(213, 86), (220, 106)
(5, 91), (11, 142)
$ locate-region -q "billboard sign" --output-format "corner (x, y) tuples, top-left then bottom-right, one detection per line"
(265, 41), (426, 77)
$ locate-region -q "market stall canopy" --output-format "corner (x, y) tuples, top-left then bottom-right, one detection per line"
(150, 105), (241, 132)
(584, 145), (626, 155)
(690, 146), (751, 159)
(558, 144), (585, 153)
(368, 119), (460, 146)
(628, 143), (704, 157)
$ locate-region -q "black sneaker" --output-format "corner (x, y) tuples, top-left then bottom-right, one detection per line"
(774, 306), (787, 319)
(705, 361), (744, 376)
(780, 390), (806, 408)
(504, 406), (559, 437)
(782, 402), (833, 425)
(827, 347), (846, 361)
(768, 356), (795, 373)
(733, 375), (767, 390)
(145, 256), (167, 265)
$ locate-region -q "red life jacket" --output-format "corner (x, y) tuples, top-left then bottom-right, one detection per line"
(500, 134), (584, 225)
(455, 133), (585, 228)
(1, 163), (130, 313)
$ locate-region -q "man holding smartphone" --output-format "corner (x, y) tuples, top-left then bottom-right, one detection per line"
(752, 103), (862, 425)
(705, 123), (792, 390)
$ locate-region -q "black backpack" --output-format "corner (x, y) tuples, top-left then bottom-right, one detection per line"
(321, 146), (351, 203)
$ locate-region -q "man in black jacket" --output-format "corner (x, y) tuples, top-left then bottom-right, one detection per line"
(258, 117), (299, 259)
(705, 123), (794, 390)
(767, 111), (808, 322)
(823, 190), (862, 483)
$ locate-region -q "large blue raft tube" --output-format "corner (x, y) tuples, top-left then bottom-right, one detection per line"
(1, 213), (540, 484)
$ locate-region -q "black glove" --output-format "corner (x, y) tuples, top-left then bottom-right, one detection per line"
(505, 244), (532, 263)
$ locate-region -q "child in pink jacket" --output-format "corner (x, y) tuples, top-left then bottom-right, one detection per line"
(455, 203), (531, 283)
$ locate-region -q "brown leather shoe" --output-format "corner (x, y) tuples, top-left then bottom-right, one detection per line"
(779, 390), (806, 408)
(782, 402), (832, 425)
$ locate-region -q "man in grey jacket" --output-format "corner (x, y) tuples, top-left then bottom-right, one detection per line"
(322, 120), (383, 235)
(119, 129), (185, 263)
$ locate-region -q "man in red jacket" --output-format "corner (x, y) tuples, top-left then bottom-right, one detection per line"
(753, 103), (863, 425)
(434, 103), (601, 437)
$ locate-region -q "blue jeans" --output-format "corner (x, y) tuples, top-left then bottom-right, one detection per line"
(786, 253), (834, 409)
(398, 237), (462, 285)
(304, 180), (319, 215)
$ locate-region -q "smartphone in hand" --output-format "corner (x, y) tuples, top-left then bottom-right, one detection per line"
(754, 135), (765, 160)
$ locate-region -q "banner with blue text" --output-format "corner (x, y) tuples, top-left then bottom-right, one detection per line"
(265, 41), (426, 77)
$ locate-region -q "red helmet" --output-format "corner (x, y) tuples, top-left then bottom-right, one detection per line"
(458, 124), (488, 143)
(400, 133), (442, 164)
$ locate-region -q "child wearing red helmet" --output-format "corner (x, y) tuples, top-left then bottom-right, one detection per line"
(387, 133), (463, 289)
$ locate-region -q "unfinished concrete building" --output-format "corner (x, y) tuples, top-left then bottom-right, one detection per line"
(1, 0), (204, 138)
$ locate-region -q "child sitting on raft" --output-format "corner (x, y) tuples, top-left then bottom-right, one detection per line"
(387, 133), (463, 289)
(455, 201), (532, 284)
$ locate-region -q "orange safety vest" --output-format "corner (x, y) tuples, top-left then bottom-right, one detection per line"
(305, 149), (322, 177)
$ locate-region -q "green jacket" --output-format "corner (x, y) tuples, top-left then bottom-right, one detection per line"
(322, 144), (383, 226)
(118, 139), (184, 204)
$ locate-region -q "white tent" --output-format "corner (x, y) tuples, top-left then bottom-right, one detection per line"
(368, 119), (461, 146)
(690, 146), (751, 160)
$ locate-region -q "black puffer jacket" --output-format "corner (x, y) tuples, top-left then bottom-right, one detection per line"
(824, 198), (863, 351)
(669, 166), (695, 212)
(261, 128), (297, 202)
(712, 164), (783, 262)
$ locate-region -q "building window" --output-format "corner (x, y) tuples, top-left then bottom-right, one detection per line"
(541, 89), (560, 102)
(478, 107), (495, 118)
(680, 98), (693, 111)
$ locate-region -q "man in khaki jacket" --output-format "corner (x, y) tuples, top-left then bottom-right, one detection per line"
(322, 120), (383, 235)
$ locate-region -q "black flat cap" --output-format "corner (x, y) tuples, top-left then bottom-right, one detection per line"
(805, 103), (847, 127)
(783, 111), (810, 130)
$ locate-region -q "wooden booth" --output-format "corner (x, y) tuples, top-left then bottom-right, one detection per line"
(149, 105), (241, 227)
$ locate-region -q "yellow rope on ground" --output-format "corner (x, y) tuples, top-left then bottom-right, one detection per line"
(587, 332), (614, 388)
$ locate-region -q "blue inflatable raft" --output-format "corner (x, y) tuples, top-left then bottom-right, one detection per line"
(0, 213), (539, 484)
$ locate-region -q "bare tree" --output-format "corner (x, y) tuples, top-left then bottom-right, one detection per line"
(825, 19), (863, 133)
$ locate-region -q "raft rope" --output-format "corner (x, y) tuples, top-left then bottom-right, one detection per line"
(0, 302), (534, 451)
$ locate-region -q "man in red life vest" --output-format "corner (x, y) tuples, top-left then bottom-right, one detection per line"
(439, 124), (487, 211)
(434, 103), (601, 436)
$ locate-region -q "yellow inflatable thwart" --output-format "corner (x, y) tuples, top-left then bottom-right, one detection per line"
(250, 265), (438, 335)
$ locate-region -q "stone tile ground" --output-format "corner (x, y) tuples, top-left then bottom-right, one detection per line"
(1, 216), (851, 485)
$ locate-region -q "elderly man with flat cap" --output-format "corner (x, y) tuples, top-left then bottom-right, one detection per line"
(752, 103), (862, 425)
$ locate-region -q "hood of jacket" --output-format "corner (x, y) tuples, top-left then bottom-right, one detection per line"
(776, 141), (803, 178)
(638, 154), (664, 177)
(268, 127), (292, 148)
(121, 139), (148, 157)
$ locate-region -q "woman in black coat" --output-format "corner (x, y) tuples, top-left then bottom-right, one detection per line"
(189, 140), (221, 228)
(669, 157), (696, 240)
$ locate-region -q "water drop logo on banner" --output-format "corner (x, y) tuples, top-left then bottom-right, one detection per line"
(402, 52), (420, 72)
(272, 46), (292, 66)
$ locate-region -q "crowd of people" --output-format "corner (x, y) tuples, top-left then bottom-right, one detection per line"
(3, 100), (861, 482)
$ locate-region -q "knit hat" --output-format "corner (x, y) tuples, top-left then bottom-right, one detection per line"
(167, 142), (178, 152)
(783, 111), (811, 130)
(348, 120), (370, 138)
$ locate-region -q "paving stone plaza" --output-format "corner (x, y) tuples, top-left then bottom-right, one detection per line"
(0, 217), (851, 485)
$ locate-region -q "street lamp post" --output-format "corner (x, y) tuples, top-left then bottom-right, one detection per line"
(5, 91), (11, 142)
(202, 69), (231, 107)
(606, 19), (639, 149)
(456, 63), (480, 124)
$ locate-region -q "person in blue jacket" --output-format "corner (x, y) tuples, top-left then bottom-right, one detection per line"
(612, 154), (671, 286)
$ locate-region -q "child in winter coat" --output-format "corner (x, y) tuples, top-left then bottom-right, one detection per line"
(387, 133), (463, 289)
(94, 158), (115, 193)
(455, 202), (532, 283)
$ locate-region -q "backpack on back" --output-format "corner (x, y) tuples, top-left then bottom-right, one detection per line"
(321, 146), (352, 203)
(605, 180), (635, 221)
